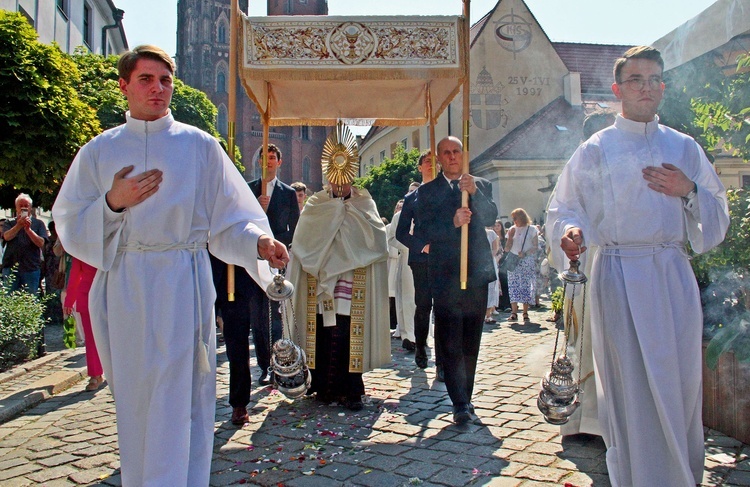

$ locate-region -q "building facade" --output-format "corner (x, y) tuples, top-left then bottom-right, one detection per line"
(359, 0), (749, 225)
(176, 0), (329, 189)
(1, 0), (128, 55)
(358, 0), (622, 224)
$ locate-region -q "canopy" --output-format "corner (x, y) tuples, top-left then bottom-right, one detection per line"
(237, 14), (468, 126)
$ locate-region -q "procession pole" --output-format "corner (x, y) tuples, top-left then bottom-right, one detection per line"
(226, 0), (240, 301)
(460, 0), (471, 290)
(427, 83), (437, 183)
(261, 87), (270, 195)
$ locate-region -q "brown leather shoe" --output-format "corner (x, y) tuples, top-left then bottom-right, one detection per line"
(231, 406), (249, 425)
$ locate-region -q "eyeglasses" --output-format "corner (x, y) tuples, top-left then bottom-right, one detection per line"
(619, 76), (663, 91)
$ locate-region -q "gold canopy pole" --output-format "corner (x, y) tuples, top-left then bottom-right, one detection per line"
(427, 83), (437, 183)
(261, 86), (270, 194)
(226, 0), (240, 301)
(460, 0), (470, 290)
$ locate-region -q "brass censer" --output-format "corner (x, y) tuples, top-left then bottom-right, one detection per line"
(266, 270), (312, 400)
(537, 258), (587, 425)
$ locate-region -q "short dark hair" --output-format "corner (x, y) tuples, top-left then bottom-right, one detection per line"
(259, 143), (282, 161)
(291, 181), (307, 192)
(613, 46), (664, 84)
(418, 150), (432, 166)
(118, 45), (175, 82)
(583, 109), (616, 140)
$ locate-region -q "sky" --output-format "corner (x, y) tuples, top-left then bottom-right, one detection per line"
(114, 0), (719, 58)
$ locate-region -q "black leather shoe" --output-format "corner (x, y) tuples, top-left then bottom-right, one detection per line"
(436, 365), (445, 382)
(453, 405), (471, 425)
(231, 406), (249, 425)
(258, 371), (270, 386)
(344, 398), (364, 411)
(402, 338), (416, 352)
(415, 347), (428, 368)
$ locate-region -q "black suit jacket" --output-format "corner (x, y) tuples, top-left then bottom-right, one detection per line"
(416, 174), (498, 302)
(248, 178), (300, 248)
(395, 189), (428, 265)
(212, 178), (300, 304)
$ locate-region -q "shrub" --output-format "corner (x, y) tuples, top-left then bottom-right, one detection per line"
(0, 282), (47, 371)
(692, 187), (750, 368)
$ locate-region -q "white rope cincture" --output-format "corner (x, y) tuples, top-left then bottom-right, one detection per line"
(600, 242), (688, 259)
(118, 242), (211, 374)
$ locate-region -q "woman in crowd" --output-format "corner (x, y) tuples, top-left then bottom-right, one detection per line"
(493, 219), (511, 312)
(485, 226), (500, 322)
(504, 208), (538, 322)
(64, 256), (104, 391)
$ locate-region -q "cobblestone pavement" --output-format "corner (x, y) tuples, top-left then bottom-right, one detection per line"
(0, 304), (748, 486)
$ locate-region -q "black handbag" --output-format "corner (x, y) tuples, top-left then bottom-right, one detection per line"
(499, 227), (529, 273)
(499, 252), (520, 273)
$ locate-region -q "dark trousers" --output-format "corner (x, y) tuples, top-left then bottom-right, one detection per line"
(389, 297), (397, 329)
(249, 283), (283, 376)
(222, 295), (253, 408)
(223, 284), (282, 408)
(434, 286), (486, 408)
(410, 262), (441, 365)
(498, 271), (511, 310)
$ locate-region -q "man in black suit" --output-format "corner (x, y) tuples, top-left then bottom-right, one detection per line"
(395, 151), (444, 380)
(217, 144), (300, 425)
(416, 136), (497, 425)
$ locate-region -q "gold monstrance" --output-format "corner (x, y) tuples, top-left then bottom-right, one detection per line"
(321, 122), (359, 186)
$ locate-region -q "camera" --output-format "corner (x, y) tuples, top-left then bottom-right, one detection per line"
(20, 209), (29, 217)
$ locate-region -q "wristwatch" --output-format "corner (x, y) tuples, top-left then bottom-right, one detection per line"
(681, 182), (697, 203)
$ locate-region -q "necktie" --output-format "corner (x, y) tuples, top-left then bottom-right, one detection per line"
(451, 180), (460, 194)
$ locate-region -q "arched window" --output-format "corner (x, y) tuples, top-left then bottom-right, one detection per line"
(216, 71), (226, 93)
(217, 104), (228, 137)
(215, 61), (228, 93)
(218, 22), (227, 44)
(303, 156), (311, 183)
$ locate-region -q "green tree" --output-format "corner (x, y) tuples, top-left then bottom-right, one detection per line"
(660, 50), (750, 162)
(0, 11), (100, 209)
(356, 144), (422, 221)
(71, 47), (127, 131)
(691, 53), (750, 162)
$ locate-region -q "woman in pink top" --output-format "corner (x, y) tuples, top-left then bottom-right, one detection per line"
(63, 257), (104, 391)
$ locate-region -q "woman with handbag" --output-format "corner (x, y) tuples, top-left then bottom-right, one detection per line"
(503, 208), (538, 322)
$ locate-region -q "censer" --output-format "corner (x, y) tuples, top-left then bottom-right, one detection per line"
(266, 270), (312, 400)
(537, 258), (587, 425)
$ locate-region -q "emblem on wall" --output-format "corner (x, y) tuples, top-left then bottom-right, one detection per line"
(494, 9), (532, 58)
(471, 66), (510, 130)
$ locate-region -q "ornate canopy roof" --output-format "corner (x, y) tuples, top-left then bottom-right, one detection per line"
(237, 15), (468, 126)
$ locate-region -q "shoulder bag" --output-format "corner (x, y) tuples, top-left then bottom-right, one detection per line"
(499, 227), (528, 273)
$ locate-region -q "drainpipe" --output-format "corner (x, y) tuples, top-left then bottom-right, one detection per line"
(101, 8), (124, 56)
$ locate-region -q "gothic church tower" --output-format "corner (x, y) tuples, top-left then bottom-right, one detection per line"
(176, 0), (328, 188)
(268, 0), (328, 16)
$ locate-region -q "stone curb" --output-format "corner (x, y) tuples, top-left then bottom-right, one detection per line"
(0, 351), (61, 386)
(0, 351), (87, 424)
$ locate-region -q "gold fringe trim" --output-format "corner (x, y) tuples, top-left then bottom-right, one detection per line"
(262, 118), (429, 127)
(239, 67), (464, 81)
(306, 273), (317, 369)
(349, 267), (367, 373)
